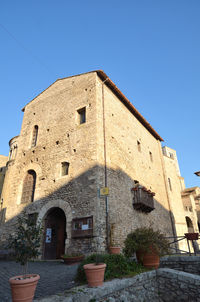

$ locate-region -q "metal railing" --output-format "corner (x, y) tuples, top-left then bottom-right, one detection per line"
(165, 234), (200, 256)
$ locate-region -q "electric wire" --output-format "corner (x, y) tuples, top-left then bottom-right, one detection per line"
(0, 22), (55, 75)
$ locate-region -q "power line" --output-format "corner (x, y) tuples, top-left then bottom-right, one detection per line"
(0, 22), (55, 75)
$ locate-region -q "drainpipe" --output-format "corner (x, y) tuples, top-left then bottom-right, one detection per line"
(102, 78), (109, 251)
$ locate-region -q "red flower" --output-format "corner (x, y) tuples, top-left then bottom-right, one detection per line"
(131, 187), (138, 191)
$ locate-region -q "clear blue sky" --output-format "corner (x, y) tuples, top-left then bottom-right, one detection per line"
(0, 1), (200, 188)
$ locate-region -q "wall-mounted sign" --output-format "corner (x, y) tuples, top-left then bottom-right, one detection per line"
(46, 228), (52, 243)
(82, 224), (89, 230)
(72, 216), (93, 238)
(100, 187), (109, 196)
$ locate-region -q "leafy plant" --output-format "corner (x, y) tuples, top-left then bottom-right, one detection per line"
(123, 227), (170, 257)
(7, 213), (42, 278)
(95, 253), (104, 265)
(76, 253), (147, 283)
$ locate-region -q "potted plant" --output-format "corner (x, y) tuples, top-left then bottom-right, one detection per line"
(7, 213), (42, 302)
(123, 227), (170, 269)
(61, 253), (85, 265)
(109, 223), (121, 255)
(185, 232), (199, 240)
(83, 253), (106, 287)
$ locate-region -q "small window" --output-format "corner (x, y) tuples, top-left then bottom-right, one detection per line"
(77, 107), (86, 124)
(31, 125), (38, 147)
(149, 151), (153, 162)
(137, 141), (141, 152)
(168, 178), (172, 191)
(169, 153), (174, 159)
(61, 162), (69, 176)
(9, 149), (12, 160)
(21, 170), (36, 204)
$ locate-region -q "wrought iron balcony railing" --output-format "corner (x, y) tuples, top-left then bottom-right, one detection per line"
(132, 187), (155, 213)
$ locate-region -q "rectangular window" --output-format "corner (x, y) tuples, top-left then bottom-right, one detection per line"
(31, 125), (38, 148)
(137, 141), (141, 152)
(61, 162), (69, 176)
(168, 178), (172, 191)
(77, 107), (86, 124)
(149, 151), (153, 162)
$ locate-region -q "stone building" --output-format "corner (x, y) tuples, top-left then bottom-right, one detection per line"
(181, 187), (200, 232)
(0, 70), (196, 258)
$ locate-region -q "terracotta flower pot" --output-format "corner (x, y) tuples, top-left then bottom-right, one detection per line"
(136, 247), (160, 269)
(83, 263), (106, 287)
(136, 249), (144, 264)
(142, 250), (160, 269)
(109, 246), (121, 254)
(9, 274), (40, 302)
(61, 255), (84, 265)
(185, 233), (199, 240)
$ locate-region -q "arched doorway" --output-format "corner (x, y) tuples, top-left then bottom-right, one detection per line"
(43, 207), (66, 259)
(185, 216), (194, 233)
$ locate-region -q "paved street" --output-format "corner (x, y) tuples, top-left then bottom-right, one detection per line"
(0, 260), (79, 302)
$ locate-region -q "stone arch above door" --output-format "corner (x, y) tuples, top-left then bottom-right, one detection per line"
(37, 199), (72, 252)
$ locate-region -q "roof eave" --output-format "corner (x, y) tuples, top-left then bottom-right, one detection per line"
(96, 70), (163, 142)
(21, 69), (163, 141)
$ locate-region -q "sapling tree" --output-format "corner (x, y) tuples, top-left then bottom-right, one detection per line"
(8, 213), (42, 278)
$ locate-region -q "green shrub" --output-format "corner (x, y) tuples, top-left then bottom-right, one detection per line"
(76, 253), (146, 283)
(123, 227), (170, 258)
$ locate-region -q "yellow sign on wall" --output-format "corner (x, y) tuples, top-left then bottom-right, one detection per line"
(100, 187), (109, 196)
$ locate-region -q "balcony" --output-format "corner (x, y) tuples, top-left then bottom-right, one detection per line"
(132, 187), (155, 213)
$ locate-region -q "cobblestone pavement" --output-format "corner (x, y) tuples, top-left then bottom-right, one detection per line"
(0, 260), (79, 302)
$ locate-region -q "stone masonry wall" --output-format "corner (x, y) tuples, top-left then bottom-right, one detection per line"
(160, 255), (200, 275)
(35, 268), (200, 302)
(0, 72), (107, 253)
(96, 74), (174, 247)
(0, 155), (8, 169)
(157, 269), (200, 302)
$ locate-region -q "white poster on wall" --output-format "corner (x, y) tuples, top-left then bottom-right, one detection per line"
(46, 228), (52, 243)
(82, 224), (89, 230)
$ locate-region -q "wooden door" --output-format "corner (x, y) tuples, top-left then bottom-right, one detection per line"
(43, 208), (66, 259)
